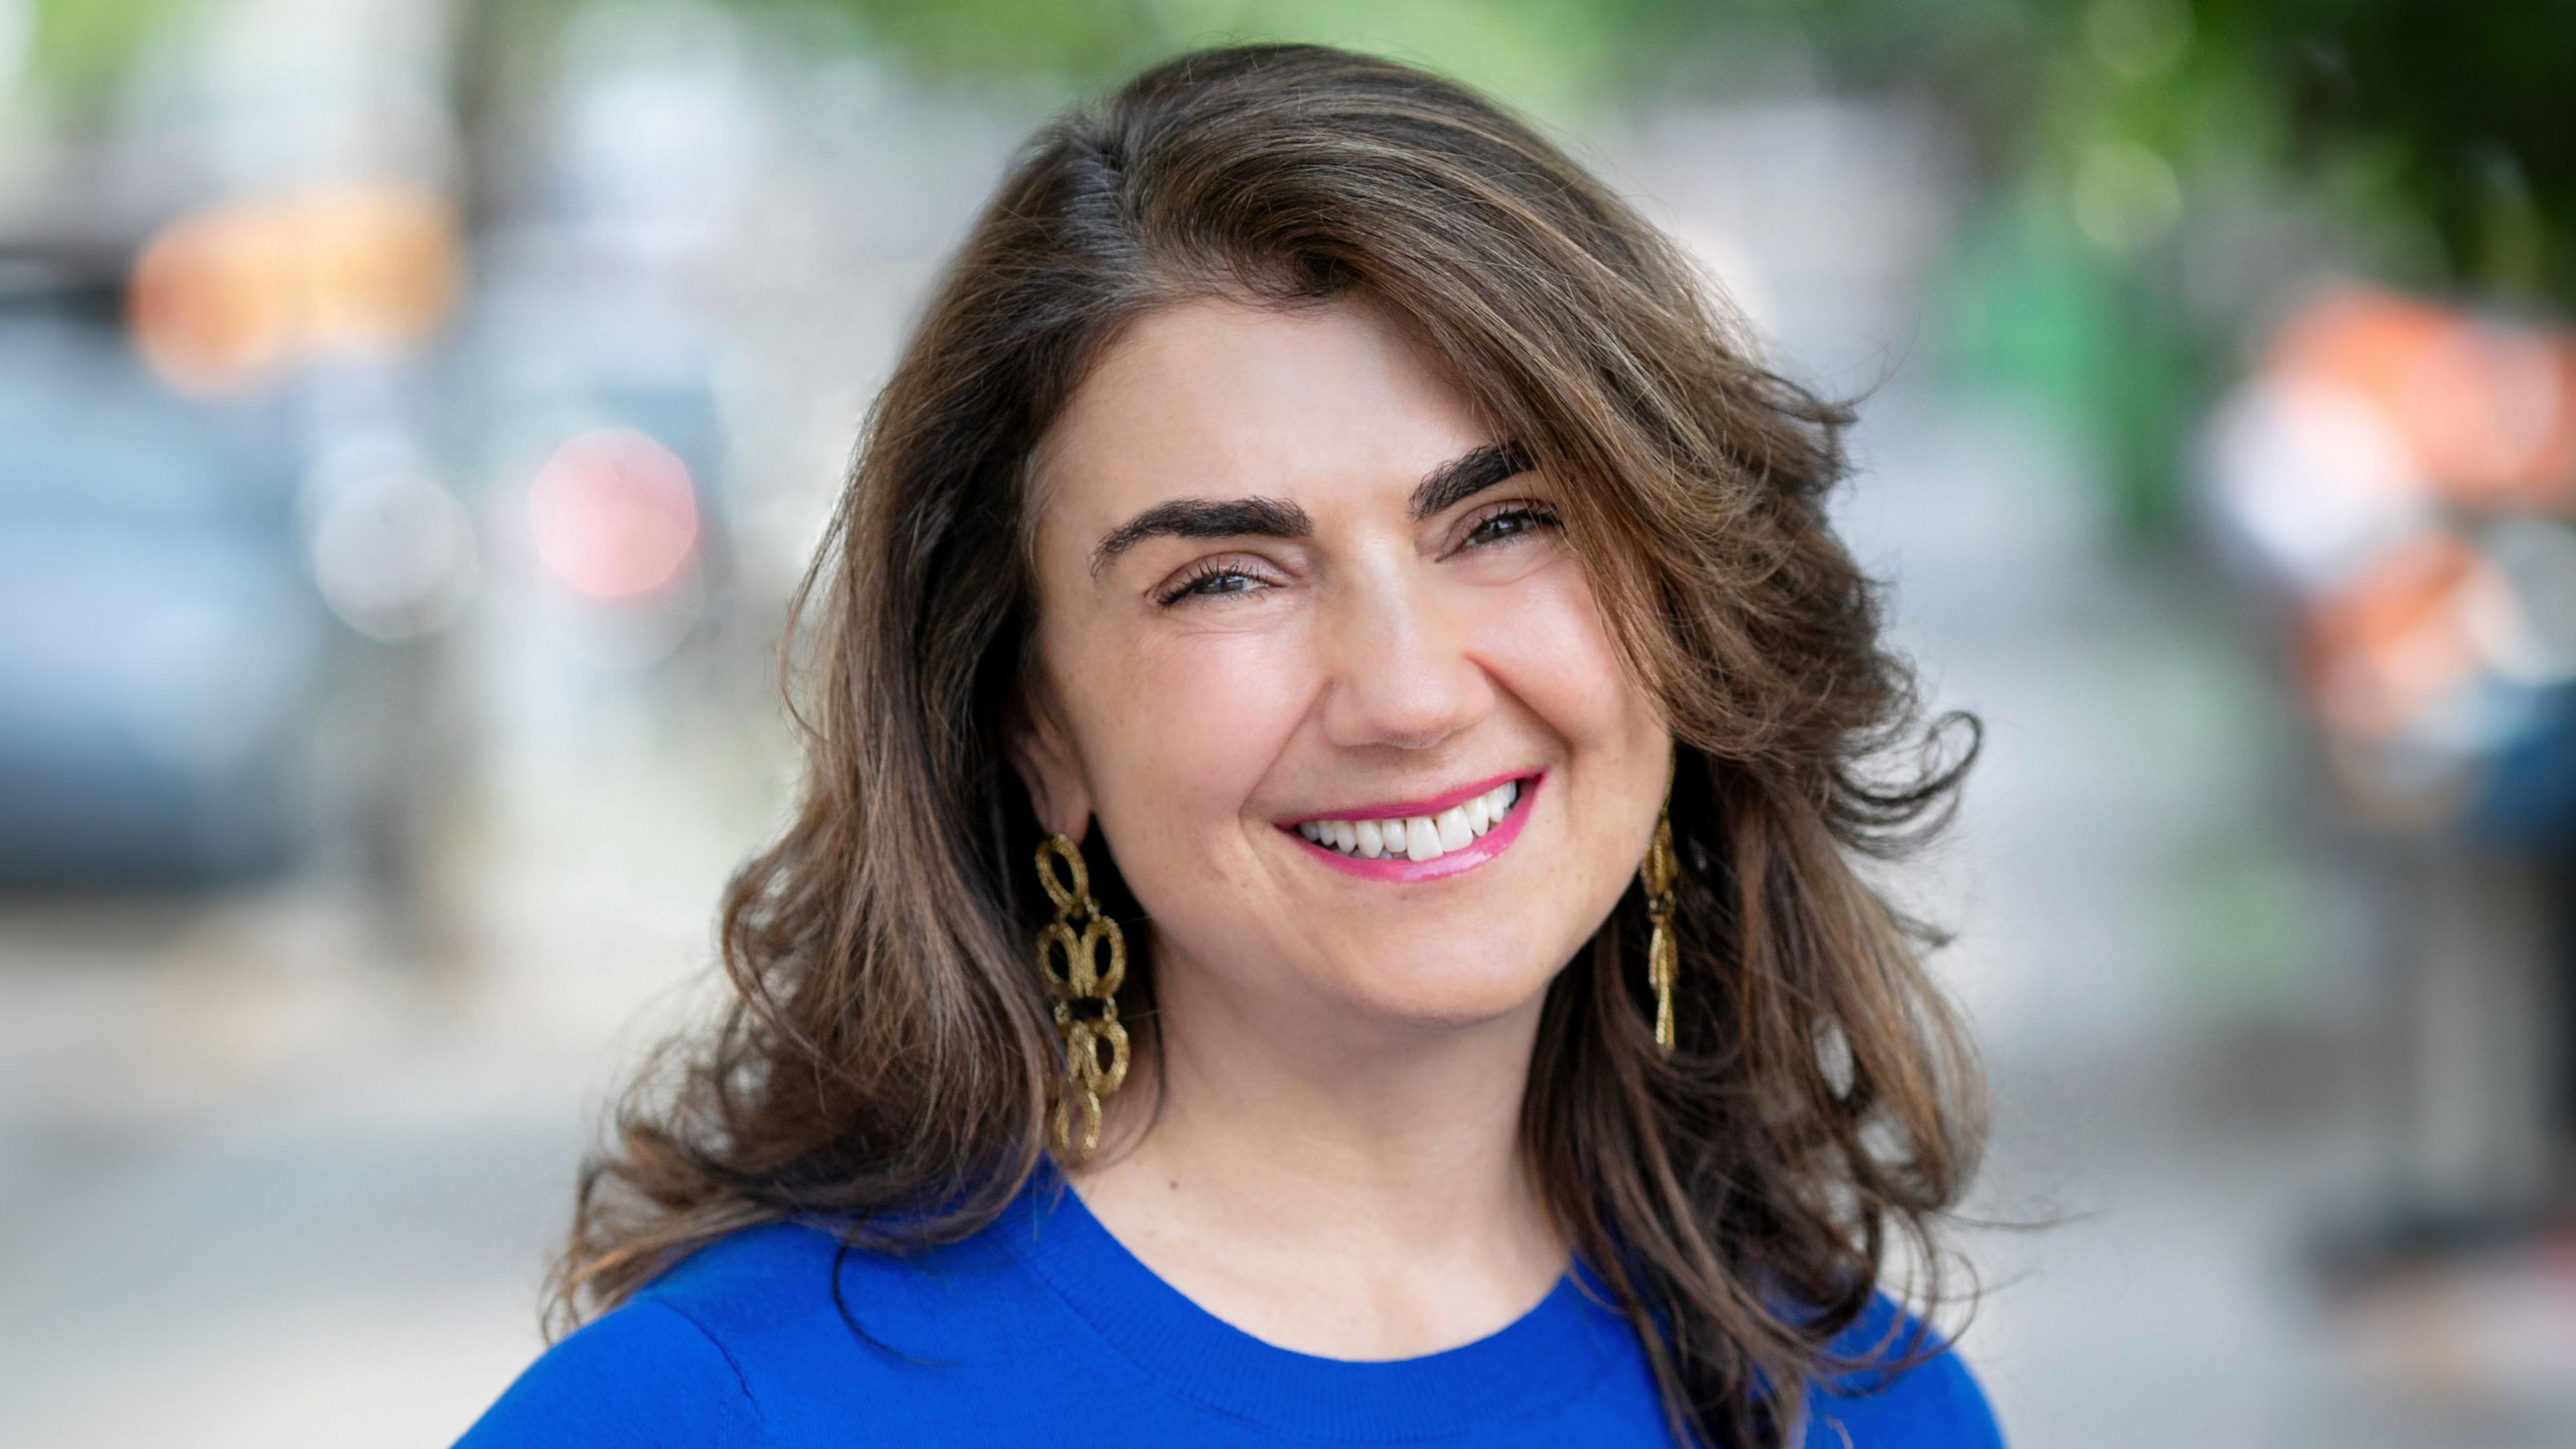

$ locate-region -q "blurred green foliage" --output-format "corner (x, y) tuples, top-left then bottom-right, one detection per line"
(765, 0), (1640, 121)
(25, 0), (176, 115)
(1964, 0), (2576, 530)
(2002, 0), (2576, 306)
(2218, 0), (2576, 305)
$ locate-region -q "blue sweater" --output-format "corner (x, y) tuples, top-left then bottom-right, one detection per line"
(458, 1165), (2003, 1446)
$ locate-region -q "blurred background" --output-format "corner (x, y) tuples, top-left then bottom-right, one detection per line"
(1, 1), (2571, 1444)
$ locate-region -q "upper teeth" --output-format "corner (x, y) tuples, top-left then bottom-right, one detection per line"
(1295, 780), (1521, 862)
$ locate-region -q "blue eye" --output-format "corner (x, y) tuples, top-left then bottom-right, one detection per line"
(1156, 565), (1263, 606)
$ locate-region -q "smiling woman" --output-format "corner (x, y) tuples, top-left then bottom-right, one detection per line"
(457, 42), (1996, 1449)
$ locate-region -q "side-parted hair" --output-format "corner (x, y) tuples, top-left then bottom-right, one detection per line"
(554, 42), (1984, 1449)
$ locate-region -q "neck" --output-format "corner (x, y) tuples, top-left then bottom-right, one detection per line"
(1061, 936), (1568, 1358)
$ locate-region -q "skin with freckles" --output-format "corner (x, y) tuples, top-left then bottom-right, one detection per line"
(1010, 294), (1672, 1360)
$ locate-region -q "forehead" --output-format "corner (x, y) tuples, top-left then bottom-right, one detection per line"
(1033, 294), (1489, 529)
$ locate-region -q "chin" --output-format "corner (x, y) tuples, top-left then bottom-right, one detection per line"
(1318, 945), (1562, 1030)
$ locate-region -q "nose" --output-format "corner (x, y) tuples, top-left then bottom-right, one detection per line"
(1314, 562), (1495, 752)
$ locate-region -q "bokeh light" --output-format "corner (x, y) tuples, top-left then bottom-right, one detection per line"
(525, 427), (701, 601)
(127, 181), (461, 396)
(305, 453), (480, 642)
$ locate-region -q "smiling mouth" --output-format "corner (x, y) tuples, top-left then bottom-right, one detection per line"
(1279, 771), (1541, 879)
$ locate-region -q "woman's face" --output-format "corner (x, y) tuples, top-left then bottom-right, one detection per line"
(1016, 295), (1671, 1039)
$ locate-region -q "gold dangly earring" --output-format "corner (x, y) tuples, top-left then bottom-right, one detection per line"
(1035, 833), (1129, 1159)
(1641, 790), (1679, 1053)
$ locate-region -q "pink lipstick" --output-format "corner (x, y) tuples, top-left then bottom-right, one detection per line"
(1278, 771), (1543, 883)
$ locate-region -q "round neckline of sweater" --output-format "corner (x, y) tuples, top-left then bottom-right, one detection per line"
(994, 1157), (1629, 1439)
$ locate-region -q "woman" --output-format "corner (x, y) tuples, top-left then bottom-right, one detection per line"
(460, 42), (1996, 1449)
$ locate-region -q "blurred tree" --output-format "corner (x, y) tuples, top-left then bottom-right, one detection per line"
(759, 0), (1640, 119)
(2206, 0), (2576, 307)
(25, 0), (177, 121)
(1998, 0), (2576, 532)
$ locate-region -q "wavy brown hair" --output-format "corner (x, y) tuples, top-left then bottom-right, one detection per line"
(551, 42), (1985, 1449)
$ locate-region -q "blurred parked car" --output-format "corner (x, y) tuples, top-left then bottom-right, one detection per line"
(0, 268), (322, 887)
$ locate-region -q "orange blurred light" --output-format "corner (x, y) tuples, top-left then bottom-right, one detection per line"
(2304, 533), (2493, 739)
(2269, 287), (2576, 513)
(128, 181), (462, 396)
(527, 429), (702, 600)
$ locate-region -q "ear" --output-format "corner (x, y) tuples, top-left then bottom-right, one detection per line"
(1008, 681), (1094, 845)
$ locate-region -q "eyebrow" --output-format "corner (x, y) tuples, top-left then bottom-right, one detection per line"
(1406, 440), (1531, 521)
(1089, 496), (1313, 577)
(1087, 439), (1532, 577)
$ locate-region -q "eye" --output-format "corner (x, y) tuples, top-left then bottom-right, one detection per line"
(1154, 561), (1271, 607)
(1456, 502), (1562, 551)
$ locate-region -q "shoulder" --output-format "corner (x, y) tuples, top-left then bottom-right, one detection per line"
(452, 1293), (764, 1447)
(1798, 1292), (2005, 1448)
(451, 1218), (1037, 1448)
(634, 1214), (1032, 1368)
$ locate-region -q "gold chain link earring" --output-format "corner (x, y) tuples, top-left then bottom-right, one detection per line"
(1035, 834), (1129, 1159)
(1640, 786), (1678, 1053)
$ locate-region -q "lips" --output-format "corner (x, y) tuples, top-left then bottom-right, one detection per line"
(1278, 771), (1543, 882)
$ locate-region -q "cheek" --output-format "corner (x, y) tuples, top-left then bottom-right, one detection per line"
(1473, 559), (1657, 752)
(1068, 619), (1313, 852)
(1470, 558), (1670, 942)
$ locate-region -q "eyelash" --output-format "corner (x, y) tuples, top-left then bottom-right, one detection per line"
(1154, 559), (1268, 607)
(1457, 500), (1562, 549)
(1151, 502), (1563, 608)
